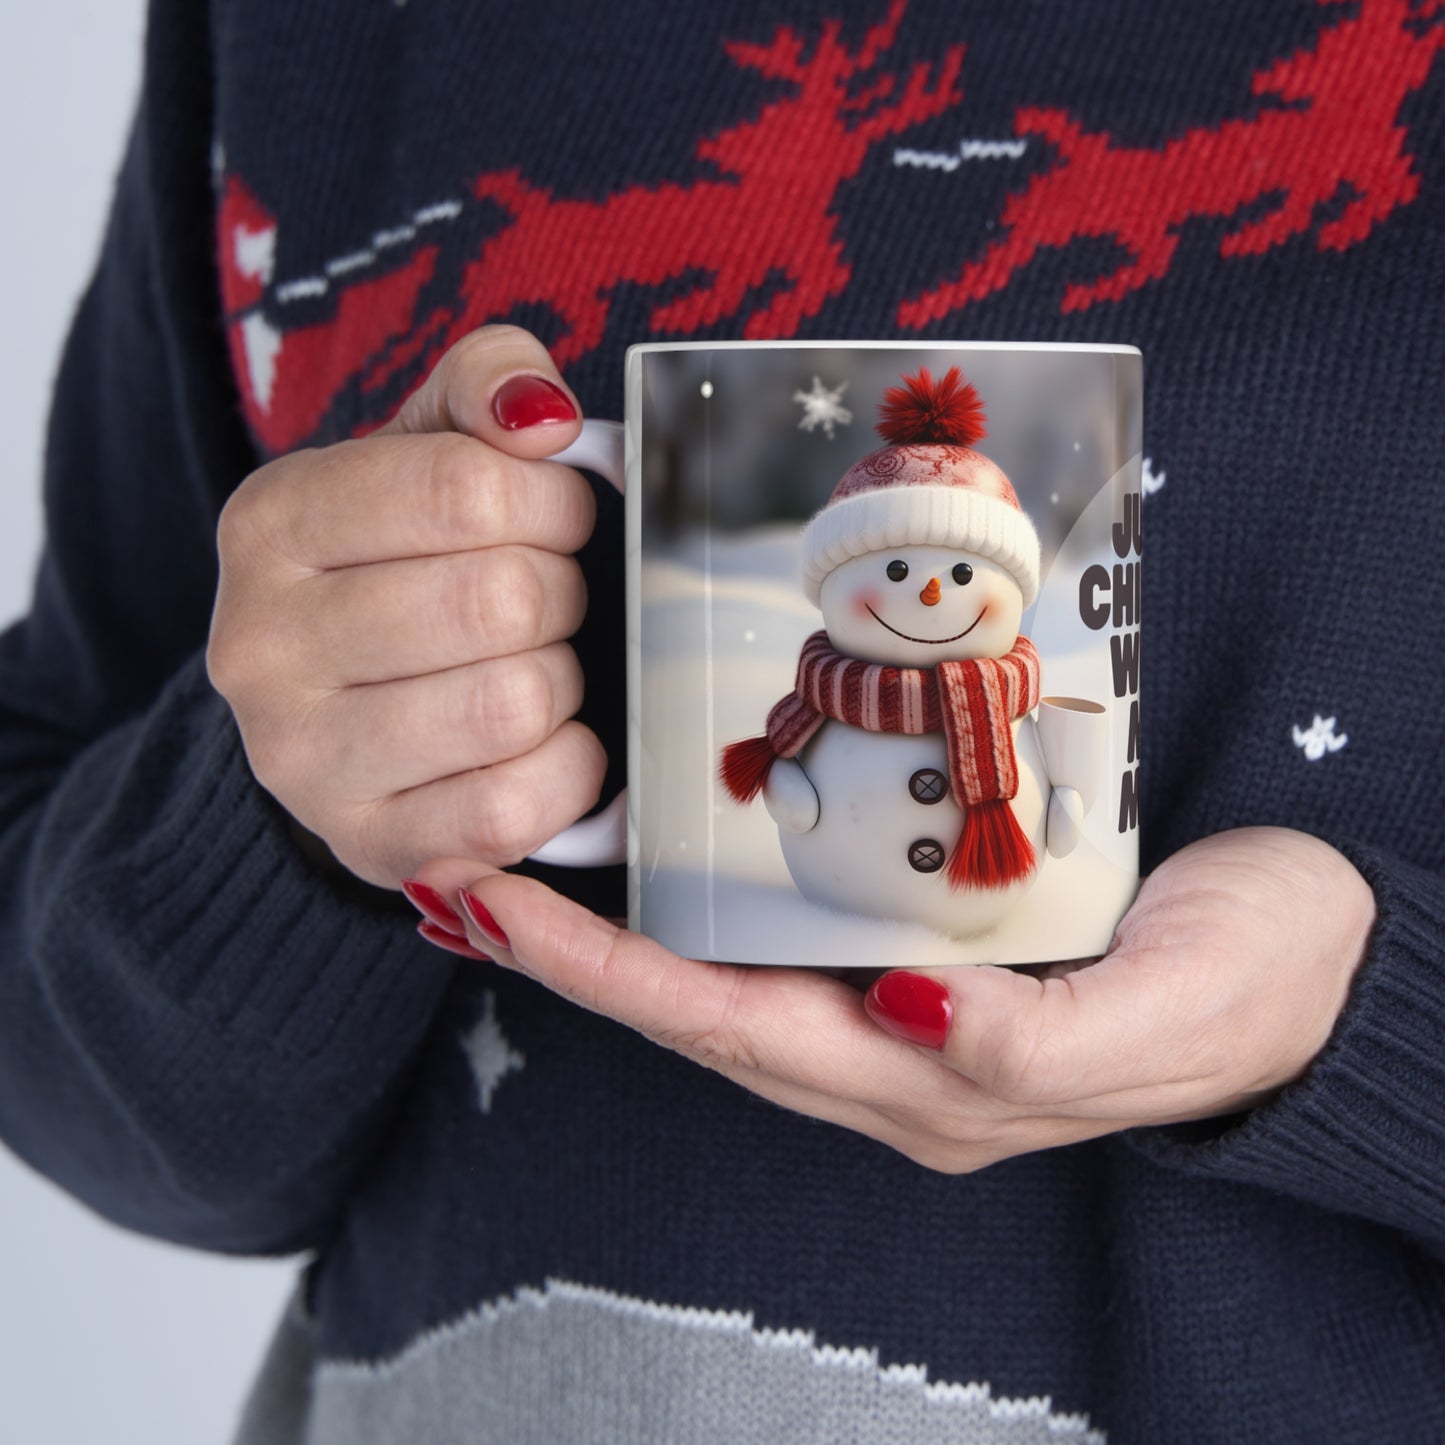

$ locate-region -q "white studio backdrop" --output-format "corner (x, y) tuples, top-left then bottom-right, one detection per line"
(0, 6), (295, 1442)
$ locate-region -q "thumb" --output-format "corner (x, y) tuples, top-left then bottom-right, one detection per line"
(380, 323), (583, 457)
(864, 961), (1148, 1110)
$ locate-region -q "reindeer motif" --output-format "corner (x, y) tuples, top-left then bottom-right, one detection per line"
(222, 0), (1440, 457)
(897, 0), (1445, 326)
(378, 0), (962, 379)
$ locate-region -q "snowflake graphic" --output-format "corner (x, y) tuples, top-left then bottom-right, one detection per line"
(794, 376), (853, 438)
(459, 991), (525, 1114)
(1291, 715), (1348, 761)
(1142, 457), (1167, 496)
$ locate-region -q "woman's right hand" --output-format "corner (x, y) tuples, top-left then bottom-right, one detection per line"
(206, 325), (605, 888)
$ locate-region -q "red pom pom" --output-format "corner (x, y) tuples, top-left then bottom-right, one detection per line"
(876, 366), (987, 448)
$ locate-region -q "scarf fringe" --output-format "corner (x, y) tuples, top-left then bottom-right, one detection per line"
(719, 735), (777, 803)
(948, 799), (1037, 891)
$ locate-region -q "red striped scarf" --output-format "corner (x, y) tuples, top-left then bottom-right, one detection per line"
(720, 631), (1041, 890)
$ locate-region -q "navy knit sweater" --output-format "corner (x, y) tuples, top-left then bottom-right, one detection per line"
(2, 1), (1443, 1440)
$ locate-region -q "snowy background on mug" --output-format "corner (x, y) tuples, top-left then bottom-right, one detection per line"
(0, 7), (294, 1442)
(633, 345), (1141, 966)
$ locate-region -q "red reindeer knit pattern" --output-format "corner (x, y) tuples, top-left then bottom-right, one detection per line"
(720, 632), (1041, 889)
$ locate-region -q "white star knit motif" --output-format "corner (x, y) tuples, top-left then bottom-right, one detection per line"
(1292, 715), (1348, 760)
(460, 992), (525, 1114)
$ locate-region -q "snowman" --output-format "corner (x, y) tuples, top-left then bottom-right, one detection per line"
(721, 367), (1091, 940)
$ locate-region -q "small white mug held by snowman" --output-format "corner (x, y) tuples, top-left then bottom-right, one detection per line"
(540, 342), (1142, 969)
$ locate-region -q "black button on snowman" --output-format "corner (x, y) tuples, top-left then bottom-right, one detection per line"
(908, 768), (948, 804)
(721, 367), (1097, 941)
(907, 839), (947, 873)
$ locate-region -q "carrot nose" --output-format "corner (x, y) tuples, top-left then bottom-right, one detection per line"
(920, 576), (942, 606)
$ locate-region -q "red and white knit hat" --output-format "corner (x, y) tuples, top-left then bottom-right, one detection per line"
(800, 367), (1040, 608)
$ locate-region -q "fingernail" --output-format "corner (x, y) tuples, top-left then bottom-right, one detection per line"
(864, 972), (953, 1050)
(417, 919), (493, 962)
(401, 879), (466, 936)
(492, 374), (577, 430)
(458, 888), (511, 951)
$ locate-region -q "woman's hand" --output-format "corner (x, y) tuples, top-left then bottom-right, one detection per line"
(207, 325), (605, 888)
(408, 828), (1376, 1171)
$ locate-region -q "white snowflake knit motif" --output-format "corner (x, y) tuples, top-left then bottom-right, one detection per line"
(1292, 715), (1348, 760)
(460, 992), (525, 1114)
(794, 377), (853, 438)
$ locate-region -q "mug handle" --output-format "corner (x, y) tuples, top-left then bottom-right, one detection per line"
(526, 419), (628, 868)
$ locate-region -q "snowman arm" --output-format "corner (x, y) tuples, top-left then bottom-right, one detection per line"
(1033, 701), (1108, 814)
(1046, 786), (1085, 859)
(763, 758), (820, 834)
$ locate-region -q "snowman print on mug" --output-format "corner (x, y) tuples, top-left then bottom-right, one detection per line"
(721, 367), (1100, 941)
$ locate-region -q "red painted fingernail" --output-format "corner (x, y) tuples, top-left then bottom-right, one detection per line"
(492, 374), (577, 430)
(401, 879), (466, 936)
(458, 888), (511, 951)
(417, 919), (493, 962)
(864, 972), (953, 1051)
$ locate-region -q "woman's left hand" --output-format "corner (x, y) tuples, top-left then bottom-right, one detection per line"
(406, 827), (1375, 1172)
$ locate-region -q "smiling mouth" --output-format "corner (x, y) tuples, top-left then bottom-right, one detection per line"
(865, 605), (984, 645)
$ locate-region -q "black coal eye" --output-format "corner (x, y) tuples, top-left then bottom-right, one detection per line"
(952, 563), (974, 586)
(886, 559), (909, 582)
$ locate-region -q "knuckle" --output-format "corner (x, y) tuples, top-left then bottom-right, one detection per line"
(553, 556), (588, 635)
(558, 721), (608, 808)
(213, 489), (251, 566)
(216, 465), (272, 551)
(476, 322), (541, 349)
(437, 328), (492, 380)
(210, 609), (308, 702)
(204, 618), (243, 697)
(569, 920), (644, 1021)
(657, 972), (757, 1074)
(423, 434), (510, 539)
(449, 323), (537, 364)
(544, 469), (598, 552)
(672, 1026), (761, 1076)
(478, 655), (555, 758)
(550, 644), (586, 718)
(977, 1014), (1063, 1106)
(437, 327), (549, 415)
(205, 616), (276, 699)
(463, 771), (546, 865)
(215, 451), (313, 569)
(479, 548), (547, 649)
(214, 492), (265, 584)
(438, 558), (491, 658)
(979, 1039), (1036, 1105)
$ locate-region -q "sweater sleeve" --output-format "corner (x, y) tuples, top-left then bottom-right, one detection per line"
(0, 0), (453, 1254)
(1129, 843), (1445, 1256)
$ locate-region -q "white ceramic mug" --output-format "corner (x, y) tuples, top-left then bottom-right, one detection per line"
(534, 341), (1142, 968)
